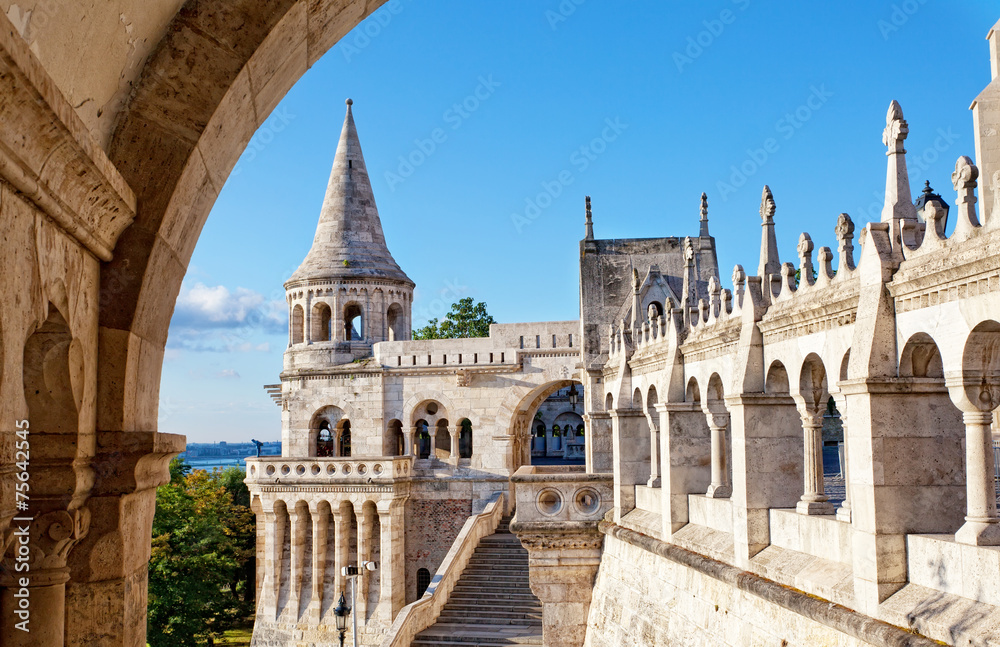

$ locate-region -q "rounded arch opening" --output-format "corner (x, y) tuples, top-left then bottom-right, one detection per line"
(291, 304), (304, 345)
(900, 333), (944, 378)
(387, 302), (404, 341)
(343, 302), (363, 341)
(459, 418), (473, 459)
(686, 377), (701, 404)
(799, 353), (828, 412)
(765, 361), (789, 395)
(311, 301), (332, 342)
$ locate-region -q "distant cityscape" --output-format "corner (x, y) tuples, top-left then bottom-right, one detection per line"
(179, 440), (281, 472)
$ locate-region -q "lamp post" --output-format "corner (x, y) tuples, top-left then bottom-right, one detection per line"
(342, 561), (378, 647)
(333, 592), (350, 647)
(568, 384), (579, 411)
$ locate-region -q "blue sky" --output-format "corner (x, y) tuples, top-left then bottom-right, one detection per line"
(160, 1), (998, 443)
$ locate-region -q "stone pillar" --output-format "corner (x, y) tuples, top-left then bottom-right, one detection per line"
(288, 504), (308, 620)
(407, 427), (418, 457)
(355, 502), (373, 621)
(582, 411), (612, 473)
(646, 412), (661, 488)
(656, 403), (711, 538)
(833, 393), (852, 523)
(510, 522), (604, 647)
(608, 410), (650, 522)
(727, 393), (803, 567)
(955, 411), (1000, 546)
(263, 503), (286, 619)
(796, 411), (834, 515)
(0, 509), (89, 647)
(705, 412), (731, 498)
(307, 503), (329, 623)
(333, 505), (350, 601)
(377, 501), (405, 618)
(449, 426), (460, 465)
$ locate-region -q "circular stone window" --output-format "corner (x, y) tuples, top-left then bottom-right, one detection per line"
(296, 465), (305, 475)
(426, 402), (439, 415)
(327, 464), (336, 475)
(250, 465), (256, 476)
(311, 464), (321, 475)
(265, 465), (274, 476)
(535, 488), (564, 517)
(373, 464), (384, 476)
(280, 465), (290, 476)
(357, 464), (368, 475)
(574, 487), (602, 515)
(342, 464), (352, 475)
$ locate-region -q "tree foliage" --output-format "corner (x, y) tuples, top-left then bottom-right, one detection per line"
(412, 297), (495, 340)
(147, 459), (256, 646)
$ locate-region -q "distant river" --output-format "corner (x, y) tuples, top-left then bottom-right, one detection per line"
(184, 457), (248, 472)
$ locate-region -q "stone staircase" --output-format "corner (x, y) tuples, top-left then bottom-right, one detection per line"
(411, 516), (543, 647)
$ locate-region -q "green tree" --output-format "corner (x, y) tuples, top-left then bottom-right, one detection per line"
(147, 459), (255, 646)
(412, 297), (495, 339)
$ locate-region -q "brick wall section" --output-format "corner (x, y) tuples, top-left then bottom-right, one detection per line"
(404, 499), (472, 604)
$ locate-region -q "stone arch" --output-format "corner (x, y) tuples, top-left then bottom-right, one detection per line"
(311, 301), (332, 342)
(459, 418), (473, 459)
(337, 419), (352, 457)
(685, 376), (700, 404)
(414, 419), (431, 459)
(343, 301), (363, 341)
(402, 390), (457, 427)
(309, 405), (345, 457)
(705, 373), (726, 414)
(632, 387), (643, 409)
(899, 333), (944, 378)
(798, 353), (828, 413)
(291, 304), (304, 345)
(605, 392), (614, 410)
(386, 419), (404, 456)
(960, 320), (1000, 410)
(386, 302), (404, 341)
(765, 360), (789, 395)
(839, 349), (851, 382)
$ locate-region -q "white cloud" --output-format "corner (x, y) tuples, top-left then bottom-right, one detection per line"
(216, 369), (241, 379)
(172, 282), (286, 331)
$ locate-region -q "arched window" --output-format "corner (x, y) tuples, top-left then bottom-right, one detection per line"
(576, 423), (585, 437)
(435, 420), (451, 457)
(344, 303), (363, 341)
(339, 420), (352, 457)
(291, 304), (304, 345)
(312, 302), (332, 342)
(552, 424), (561, 437)
(387, 419), (404, 456)
(535, 424), (545, 438)
(387, 303), (404, 341)
(316, 423), (334, 457)
(459, 419), (473, 458)
(416, 568), (431, 598)
(416, 420), (430, 459)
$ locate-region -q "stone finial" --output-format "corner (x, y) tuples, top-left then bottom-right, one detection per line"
(797, 233), (814, 287)
(759, 185), (776, 224)
(585, 195), (594, 240)
(951, 156), (981, 236)
(684, 238), (695, 264)
(817, 246), (834, 283)
(707, 276), (721, 320)
(835, 213), (856, 273)
(882, 100), (908, 153)
(647, 302), (659, 322)
(699, 192), (710, 237)
(779, 262), (797, 297)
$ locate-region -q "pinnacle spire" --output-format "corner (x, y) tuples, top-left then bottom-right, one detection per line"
(758, 185), (780, 279)
(699, 192), (710, 237)
(288, 99), (412, 287)
(585, 195), (594, 240)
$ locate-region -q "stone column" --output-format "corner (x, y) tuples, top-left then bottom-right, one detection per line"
(355, 502), (373, 621)
(646, 413), (661, 488)
(955, 410), (1000, 546)
(377, 501), (406, 619)
(428, 429), (437, 460)
(288, 504), (308, 620)
(407, 426), (418, 457)
(832, 394), (852, 523)
(797, 412), (834, 515)
(449, 426), (460, 465)
(263, 503), (285, 619)
(583, 411), (612, 473)
(307, 503), (329, 623)
(510, 522), (604, 647)
(333, 505), (350, 600)
(0, 509), (89, 647)
(705, 412), (731, 498)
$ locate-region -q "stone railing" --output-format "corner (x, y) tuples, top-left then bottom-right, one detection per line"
(244, 456), (413, 484)
(510, 465), (613, 525)
(379, 492), (505, 647)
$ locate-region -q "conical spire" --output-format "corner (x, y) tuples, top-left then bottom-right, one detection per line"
(758, 185), (780, 279)
(288, 99), (413, 287)
(699, 192), (710, 237)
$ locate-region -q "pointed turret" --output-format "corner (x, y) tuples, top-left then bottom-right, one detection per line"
(288, 99), (413, 287)
(758, 185), (780, 279)
(699, 192), (710, 237)
(585, 195), (594, 240)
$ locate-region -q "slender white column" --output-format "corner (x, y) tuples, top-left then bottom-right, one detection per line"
(833, 396), (852, 522)
(288, 505), (308, 619)
(955, 411), (1000, 545)
(797, 413), (834, 515)
(308, 504), (329, 623)
(705, 412), (731, 498)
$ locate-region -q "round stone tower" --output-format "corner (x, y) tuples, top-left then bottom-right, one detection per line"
(284, 99), (414, 369)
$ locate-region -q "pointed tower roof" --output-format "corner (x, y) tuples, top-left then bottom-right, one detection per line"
(287, 99), (413, 287)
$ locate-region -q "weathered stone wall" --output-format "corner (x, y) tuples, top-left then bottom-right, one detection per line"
(585, 533), (875, 647)
(404, 498), (471, 604)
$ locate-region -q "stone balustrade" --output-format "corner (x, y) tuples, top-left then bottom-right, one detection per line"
(245, 455), (413, 483)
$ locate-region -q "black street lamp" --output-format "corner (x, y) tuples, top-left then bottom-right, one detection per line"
(568, 384), (579, 410)
(333, 591), (351, 647)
